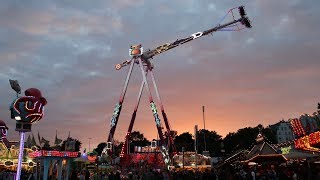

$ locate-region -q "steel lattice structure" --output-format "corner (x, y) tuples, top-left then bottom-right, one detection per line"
(104, 6), (252, 166)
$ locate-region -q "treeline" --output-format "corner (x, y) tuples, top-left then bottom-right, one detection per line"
(93, 124), (277, 157)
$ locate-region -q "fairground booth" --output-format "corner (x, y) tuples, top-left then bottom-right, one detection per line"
(0, 120), (79, 180)
(120, 145), (165, 169)
(218, 113), (320, 178)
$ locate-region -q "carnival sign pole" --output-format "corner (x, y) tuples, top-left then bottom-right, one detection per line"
(9, 80), (47, 180)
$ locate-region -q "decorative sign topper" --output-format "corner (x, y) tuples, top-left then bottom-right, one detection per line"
(10, 88), (47, 124)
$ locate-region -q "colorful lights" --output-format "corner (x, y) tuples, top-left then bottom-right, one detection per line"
(280, 146), (292, 154)
(308, 131), (320, 145)
(150, 102), (161, 126)
(120, 132), (130, 158)
(11, 98), (45, 124)
(110, 104), (121, 127)
(28, 150), (79, 158)
(4, 160), (14, 167)
(15, 132), (25, 180)
(290, 118), (306, 137)
(294, 131), (320, 152)
(129, 44), (143, 57)
(290, 113), (320, 152)
(88, 154), (97, 162)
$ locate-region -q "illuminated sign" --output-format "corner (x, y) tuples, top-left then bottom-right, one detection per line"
(28, 150), (78, 158)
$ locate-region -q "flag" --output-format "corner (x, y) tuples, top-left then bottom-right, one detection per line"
(54, 130), (62, 145)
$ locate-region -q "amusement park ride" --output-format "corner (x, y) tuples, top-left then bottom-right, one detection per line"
(104, 6), (252, 166)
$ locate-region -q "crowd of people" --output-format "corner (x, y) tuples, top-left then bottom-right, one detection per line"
(67, 162), (320, 180)
(208, 163), (320, 180)
(1, 161), (320, 179)
(81, 168), (216, 180)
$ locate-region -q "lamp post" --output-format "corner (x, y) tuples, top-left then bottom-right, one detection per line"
(221, 141), (225, 161)
(194, 125), (198, 168)
(9, 80), (47, 180)
(202, 106), (207, 152)
(182, 147), (185, 169)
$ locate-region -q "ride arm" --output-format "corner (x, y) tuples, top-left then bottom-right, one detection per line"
(141, 15), (251, 61)
(115, 6), (251, 70)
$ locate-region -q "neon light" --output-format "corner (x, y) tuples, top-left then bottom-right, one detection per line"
(25, 101), (37, 111)
(11, 97), (45, 124)
(15, 132), (25, 180)
(25, 113), (43, 118)
(28, 150), (79, 158)
(13, 99), (21, 114)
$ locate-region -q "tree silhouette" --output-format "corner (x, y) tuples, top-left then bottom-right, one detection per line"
(60, 138), (82, 152)
(196, 129), (222, 156)
(127, 131), (150, 153)
(42, 142), (53, 150)
(174, 132), (194, 152)
(92, 141), (123, 156)
(93, 142), (107, 155)
(129, 131), (150, 146)
(223, 124), (276, 154)
(163, 130), (177, 152)
(164, 130), (178, 142)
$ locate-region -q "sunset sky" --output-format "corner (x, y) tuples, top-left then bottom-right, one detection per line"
(0, 0), (319, 151)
